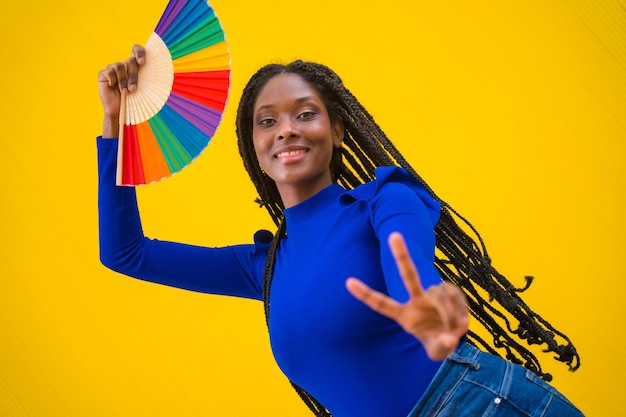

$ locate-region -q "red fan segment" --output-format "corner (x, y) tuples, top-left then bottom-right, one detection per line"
(120, 124), (145, 185)
(172, 70), (230, 112)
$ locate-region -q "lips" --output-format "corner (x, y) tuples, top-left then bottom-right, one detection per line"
(274, 146), (308, 162)
(276, 149), (306, 158)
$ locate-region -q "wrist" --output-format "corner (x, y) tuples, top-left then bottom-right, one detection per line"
(103, 114), (120, 138)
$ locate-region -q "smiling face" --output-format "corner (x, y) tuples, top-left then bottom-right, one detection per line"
(252, 73), (344, 208)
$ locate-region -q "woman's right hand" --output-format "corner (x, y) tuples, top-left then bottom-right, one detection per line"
(346, 232), (468, 361)
(97, 45), (145, 137)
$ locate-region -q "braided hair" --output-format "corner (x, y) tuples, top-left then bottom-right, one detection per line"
(235, 60), (580, 416)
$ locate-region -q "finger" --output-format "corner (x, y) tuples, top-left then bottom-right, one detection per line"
(434, 333), (460, 357)
(430, 283), (467, 328)
(110, 62), (129, 94)
(446, 283), (469, 337)
(388, 232), (424, 298)
(346, 278), (402, 320)
(428, 283), (468, 348)
(132, 44), (146, 65)
(421, 288), (462, 361)
(420, 330), (459, 361)
(98, 66), (118, 87)
(435, 283), (468, 335)
(125, 56), (140, 93)
(427, 284), (453, 330)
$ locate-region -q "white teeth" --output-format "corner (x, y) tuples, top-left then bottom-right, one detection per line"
(277, 150), (305, 158)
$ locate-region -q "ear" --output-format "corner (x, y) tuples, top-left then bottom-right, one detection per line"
(332, 116), (344, 148)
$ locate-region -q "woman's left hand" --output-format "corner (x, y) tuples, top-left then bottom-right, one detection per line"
(346, 232), (468, 361)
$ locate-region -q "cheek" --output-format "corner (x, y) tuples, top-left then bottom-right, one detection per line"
(315, 125), (338, 154)
(251, 130), (264, 154)
(251, 136), (270, 168)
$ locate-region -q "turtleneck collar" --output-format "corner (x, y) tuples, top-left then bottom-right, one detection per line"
(283, 183), (345, 226)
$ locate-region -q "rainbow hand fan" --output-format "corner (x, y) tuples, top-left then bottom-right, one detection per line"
(117, 0), (231, 186)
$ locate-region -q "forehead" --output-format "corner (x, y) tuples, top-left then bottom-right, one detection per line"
(254, 73), (323, 111)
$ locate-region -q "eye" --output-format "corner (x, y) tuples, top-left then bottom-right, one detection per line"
(256, 117), (276, 127)
(297, 111), (317, 120)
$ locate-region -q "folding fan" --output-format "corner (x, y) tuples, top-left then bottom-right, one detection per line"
(117, 0), (231, 185)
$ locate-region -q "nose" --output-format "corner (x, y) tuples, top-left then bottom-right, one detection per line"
(277, 118), (298, 140)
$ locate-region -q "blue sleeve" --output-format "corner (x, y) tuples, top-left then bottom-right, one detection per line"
(96, 137), (267, 300)
(344, 167), (442, 303)
(372, 181), (441, 303)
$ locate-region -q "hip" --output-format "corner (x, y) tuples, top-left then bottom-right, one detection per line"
(407, 342), (584, 417)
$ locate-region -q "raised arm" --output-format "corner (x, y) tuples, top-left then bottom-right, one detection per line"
(95, 47), (265, 300)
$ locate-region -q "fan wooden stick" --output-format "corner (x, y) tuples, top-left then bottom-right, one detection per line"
(116, 90), (127, 185)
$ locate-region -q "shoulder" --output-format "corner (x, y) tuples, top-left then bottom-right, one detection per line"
(340, 167), (441, 225)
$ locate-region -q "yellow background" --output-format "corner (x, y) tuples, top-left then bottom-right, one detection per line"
(0, 0), (624, 415)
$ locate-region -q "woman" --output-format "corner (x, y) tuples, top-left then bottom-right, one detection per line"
(97, 46), (583, 416)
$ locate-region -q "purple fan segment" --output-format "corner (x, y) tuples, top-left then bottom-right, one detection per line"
(155, 0), (189, 37)
(167, 93), (223, 138)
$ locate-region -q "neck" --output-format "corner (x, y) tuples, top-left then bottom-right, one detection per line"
(277, 179), (333, 208)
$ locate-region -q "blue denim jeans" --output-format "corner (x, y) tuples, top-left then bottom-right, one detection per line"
(408, 342), (584, 417)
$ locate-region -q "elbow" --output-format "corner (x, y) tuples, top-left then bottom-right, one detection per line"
(98, 238), (145, 275)
(99, 248), (125, 274)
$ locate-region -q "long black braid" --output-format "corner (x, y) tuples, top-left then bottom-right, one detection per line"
(236, 60), (580, 416)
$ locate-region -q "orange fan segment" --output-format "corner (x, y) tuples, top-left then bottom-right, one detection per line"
(136, 121), (172, 183)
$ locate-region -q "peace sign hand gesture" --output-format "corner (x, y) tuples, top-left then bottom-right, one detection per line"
(346, 232), (469, 361)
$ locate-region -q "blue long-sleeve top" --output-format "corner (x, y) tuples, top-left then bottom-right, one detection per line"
(98, 137), (445, 417)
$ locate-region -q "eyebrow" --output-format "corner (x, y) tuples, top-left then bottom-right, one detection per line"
(255, 96), (317, 112)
